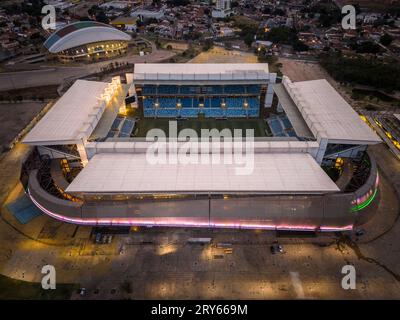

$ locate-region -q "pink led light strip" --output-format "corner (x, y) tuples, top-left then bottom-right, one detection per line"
(28, 189), (353, 232)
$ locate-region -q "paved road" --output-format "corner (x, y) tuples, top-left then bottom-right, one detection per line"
(0, 48), (175, 92)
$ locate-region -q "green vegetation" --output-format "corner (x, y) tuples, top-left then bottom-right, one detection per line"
(256, 51), (282, 76)
(0, 273), (78, 299)
(232, 16), (259, 47)
(263, 26), (309, 52)
(320, 53), (400, 91)
(301, 2), (342, 28)
(166, 0), (190, 6)
(134, 118), (268, 137)
(165, 45), (201, 63)
(88, 5), (109, 24)
(350, 41), (380, 54)
(380, 33), (394, 46)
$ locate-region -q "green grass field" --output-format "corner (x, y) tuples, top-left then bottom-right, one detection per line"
(134, 118), (268, 137)
(0, 274), (78, 299)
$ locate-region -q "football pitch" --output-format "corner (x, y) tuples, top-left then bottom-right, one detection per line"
(134, 118), (268, 137)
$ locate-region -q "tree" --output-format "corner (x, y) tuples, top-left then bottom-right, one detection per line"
(380, 33), (394, 46)
(244, 33), (254, 47)
(350, 41), (380, 54)
(95, 10), (109, 24)
(293, 40), (309, 52)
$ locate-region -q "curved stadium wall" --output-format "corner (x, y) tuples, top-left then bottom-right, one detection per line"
(44, 21), (131, 62)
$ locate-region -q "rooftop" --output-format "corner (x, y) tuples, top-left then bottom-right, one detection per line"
(282, 77), (381, 144)
(133, 63), (271, 82)
(66, 153), (340, 195)
(44, 21), (131, 53)
(23, 80), (108, 145)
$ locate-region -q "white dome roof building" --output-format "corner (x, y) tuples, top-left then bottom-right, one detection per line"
(44, 21), (131, 62)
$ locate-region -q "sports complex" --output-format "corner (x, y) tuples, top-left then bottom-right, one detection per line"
(44, 21), (131, 63)
(20, 63), (382, 232)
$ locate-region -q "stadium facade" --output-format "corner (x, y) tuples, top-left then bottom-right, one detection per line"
(134, 64), (275, 118)
(21, 63), (382, 232)
(44, 21), (131, 62)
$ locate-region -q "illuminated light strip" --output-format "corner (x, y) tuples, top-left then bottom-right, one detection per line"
(320, 225), (353, 232)
(351, 173), (380, 213)
(27, 189), (353, 232)
(351, 187), (378, 212)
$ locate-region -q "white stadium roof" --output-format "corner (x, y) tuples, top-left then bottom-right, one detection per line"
(24, 80), (108, 145)
(133, 63), (271, 81)
(283, 78), (381, 144)
(66, 153), (340, 194)
(44, 21), (131, 53)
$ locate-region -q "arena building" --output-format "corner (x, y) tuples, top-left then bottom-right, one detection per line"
(21, 64), (382, 232)
(44, 21), (131, 63)
(134, 63), (276, 118)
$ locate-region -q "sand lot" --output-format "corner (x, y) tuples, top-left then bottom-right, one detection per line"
(189, 47), (258, 64)
(278, 58), (334, 82)
(278, 58), (354, 105)
(0, 102), (46, 153)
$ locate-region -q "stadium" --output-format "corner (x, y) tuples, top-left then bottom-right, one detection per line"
(21, 63), (382, 232)
(135, 63), (275, 118)
(44, 21), (131, 63)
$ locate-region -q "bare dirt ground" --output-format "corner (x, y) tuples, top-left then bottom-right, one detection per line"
(278, 58), (332, 82)
(278, 57), (356, 106)
(189, 47), (258, 64)
(0, 102), (46, 153)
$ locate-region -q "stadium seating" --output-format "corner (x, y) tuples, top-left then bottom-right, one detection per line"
(226, 109), (246, 117)
(266, 115), (296, 137)
(224, 85), (246, 94)
(248, 108), (259, 117)
(247, 97), (259, 109)
(181, 98), (193, 108)
(144, 108), (155, 117)
(204, 108), (224, 117)
(111, 117), (123, 130)
(226, 98), (245, 108)
(159, 98), (177, 108)
(158, 85), (179, 94)
(119, 119), (135, 137)
(157, 108), (178, 117)
(142, 85), (157, 94)
(246, 85), (262, 94)
(210, 98), (222, 108)
(180, 108), (199, 117)
(143, 98), (154, 109)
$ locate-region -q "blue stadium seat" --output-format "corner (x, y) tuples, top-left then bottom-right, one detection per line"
(224, 85), (246, 94)
(181, 98), (193, 108)
(204, 108), (224, 117)
(247, 97), (260, 109)
(120, 119), (135, 136)
(248, 108), (259, 117)
(159, 98), (177, 108)
(144, 108), (155, 117)
(210, 98), (222, 108)
(226, 109), (246, 117)
(157, 108), (178, 117)
(143, 98), (154, 109)
(246, 85), (261, 94)
(142, 85), (157, 94)
(158, 85), (178, 94)
(226, 98), (245, 108)
(180, 108), (198, 117)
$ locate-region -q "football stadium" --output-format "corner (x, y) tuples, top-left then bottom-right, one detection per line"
(44, 21), (131, 62)
(21, 63), (382, 232)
